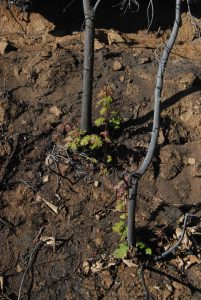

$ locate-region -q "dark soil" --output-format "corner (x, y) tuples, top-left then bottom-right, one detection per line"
(0, 2), (201, 300)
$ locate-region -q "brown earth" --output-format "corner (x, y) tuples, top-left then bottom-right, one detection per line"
(0, 2), (201, 300)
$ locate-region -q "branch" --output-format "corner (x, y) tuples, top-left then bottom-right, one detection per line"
(153, 213), (195, 261)
(94, 0), (103, 14)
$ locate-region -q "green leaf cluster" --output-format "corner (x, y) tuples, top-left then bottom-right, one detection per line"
(113, 243), (129, 259)
(65, 130), (103, 151)
(95, 96), (121, 129)
(136, 241), (152, 255)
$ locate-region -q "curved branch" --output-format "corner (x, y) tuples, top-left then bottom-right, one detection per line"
(128, 0), (182, 246)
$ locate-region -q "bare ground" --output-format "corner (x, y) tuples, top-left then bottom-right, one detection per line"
(0, 3), (201, 300)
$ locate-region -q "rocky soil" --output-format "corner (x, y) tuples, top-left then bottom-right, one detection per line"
(0, 1), (201, 300)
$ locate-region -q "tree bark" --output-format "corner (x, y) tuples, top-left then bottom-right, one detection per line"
(81, 0), (95, 132)
(128, 0), (182, 246)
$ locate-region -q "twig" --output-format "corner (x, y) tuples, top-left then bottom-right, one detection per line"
(139, 213), (196, 299)
(153, 213), (195, 261)
(139, 263), (153, 300)
(147, 0), (154, 32)
(17, 240), (45, 300)
(186, 0), (201, 39)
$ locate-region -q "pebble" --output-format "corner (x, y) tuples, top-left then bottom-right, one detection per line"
(113, 60), (123, 71)
(0, 41), (9, 55)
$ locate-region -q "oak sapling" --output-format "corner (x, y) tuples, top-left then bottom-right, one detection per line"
(65, 96), (121, 165)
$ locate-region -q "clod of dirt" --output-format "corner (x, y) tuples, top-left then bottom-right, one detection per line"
(0, 97), (24, 126)
(192, 162), (201, 177)
(0, 141), (11, 157)
(160, 146), (183, 180)
(100, 270), (113, 289)
(187, 265), (201, 290)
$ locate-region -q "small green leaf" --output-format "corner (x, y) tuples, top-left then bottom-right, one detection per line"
(115, 202), (125, 212)
(92, 158), (98, 164)
(112, 220), (125, 234)
(89, 135), (103, 149)
(106, 155), (112, 163)
(95, 117), (106, 127)
(136, 242), (146, 250)
(113, 243), (129, 259)
(99, 107), (108, 116)
(145, 248), (152, 255)
(120, 213), (126, 220)
(80, 135), (91, 146)
(68, 142), (77, 151)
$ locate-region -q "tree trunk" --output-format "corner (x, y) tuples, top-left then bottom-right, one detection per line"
(81, 0), (95, 132)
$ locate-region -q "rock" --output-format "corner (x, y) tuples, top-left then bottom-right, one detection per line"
(113, 60), (123, 71)
(158, 129), (165, 145)
(94, 39), (104, 50)
(49, 106), (62, 117)
(100, 270), (113, 289)
(94, 181), (99, 187)
(188, 157), (196, 165)
(108, 30), (125, 45)
(139, 57), (151, 64)
(119, 75), (125, 83)
(0, 41), (9, 55)
(42, 175), (49, 183)
(91, 261), (103, 273)
(83, 261), (90, 275)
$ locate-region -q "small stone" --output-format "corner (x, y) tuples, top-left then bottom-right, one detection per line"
(94, 39), (104, 50)
(0, 41), (9, 55)
(119, 75), (125, 83)
(108, 30), (125, 45)
(42, 175), (49, 183)
(139, 57), (151, 64)
(100, 270), (113, 289)
(113, 60), (123, 71)
(158, 129), (165, 145)
(188, 157), (196, 165)
(45, 154), (54, 166)
(49, 106), (62, 117)
(83, 261), (90, 275)
(91, 261), (103, 273)
(16, 264), (23, 273)
(95, 214), (100, 220)
(94, 181), (99, 187)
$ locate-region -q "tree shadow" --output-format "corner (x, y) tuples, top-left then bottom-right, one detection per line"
(146, 265), (201, 294)
(120, 79), (201, 133)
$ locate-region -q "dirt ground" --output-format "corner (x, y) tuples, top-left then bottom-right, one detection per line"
(0, 1), (201, 300)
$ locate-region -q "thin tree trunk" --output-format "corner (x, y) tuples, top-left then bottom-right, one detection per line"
(81, 0), (95, 132)
(128, 0), (182, 246)
(81, 0), (102, 132)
